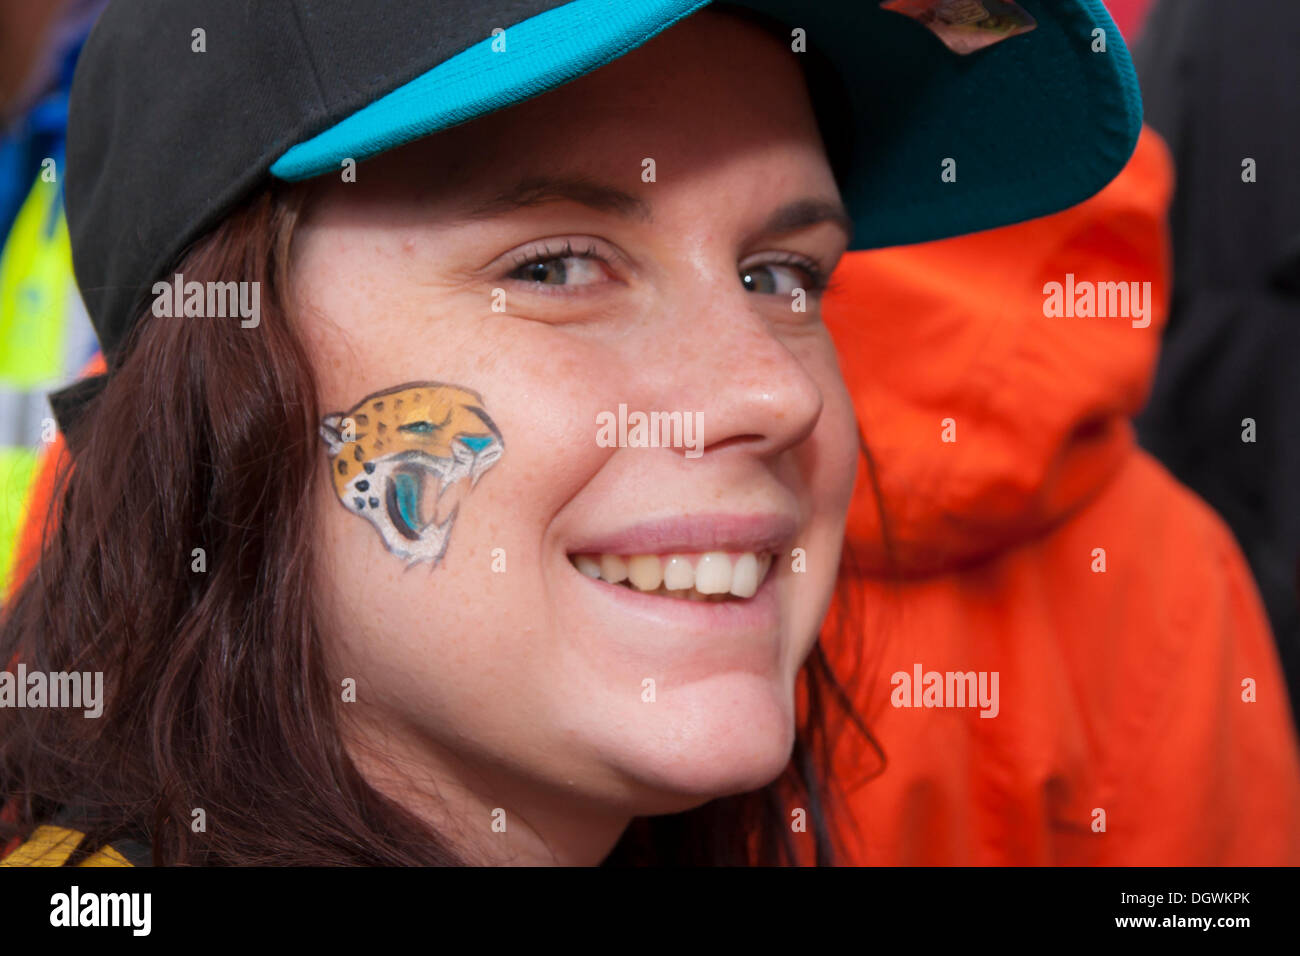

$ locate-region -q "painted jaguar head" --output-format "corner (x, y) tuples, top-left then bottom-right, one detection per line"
(320, 382), (504, 567)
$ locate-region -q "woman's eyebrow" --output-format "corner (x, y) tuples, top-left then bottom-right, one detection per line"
(445, 173), (853, 245)
(756, 198), (854, 244)
(447, 175), (653, 223)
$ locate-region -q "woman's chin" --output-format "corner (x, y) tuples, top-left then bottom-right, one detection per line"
(597, 684), (798, 813)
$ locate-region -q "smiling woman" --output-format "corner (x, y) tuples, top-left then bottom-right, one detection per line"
(283, 7), (864, 865)
(0, 0), (1141, 866)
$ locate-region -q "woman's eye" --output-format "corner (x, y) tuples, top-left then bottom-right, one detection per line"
(740, 263), (811, 296)
(510, 255), (606, 287)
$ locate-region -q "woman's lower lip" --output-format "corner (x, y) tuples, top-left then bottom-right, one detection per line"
(570, 558), (780, 634)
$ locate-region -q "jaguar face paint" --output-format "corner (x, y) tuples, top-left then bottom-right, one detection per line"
(320, 382), (504, 568)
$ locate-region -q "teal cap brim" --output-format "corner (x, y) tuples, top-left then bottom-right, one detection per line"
(270, 0), (1142, 250)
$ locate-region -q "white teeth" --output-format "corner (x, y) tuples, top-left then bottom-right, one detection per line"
(574, 554), (602, 579)
(694, 552), (732, 594)
(662, 555), (694, 591)
(571, 549), (773, 601)
(626, 554), (663, 592)
(599, 553), (628, 584)
(728, 552), (759, 598)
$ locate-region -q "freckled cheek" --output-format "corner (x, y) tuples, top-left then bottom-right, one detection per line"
(307, 464), (500, 677)
(807, 370), (860, 516)
(309, 475), (386, 599)
(473, 343), (625, 502)
(468, 408), (609, 544)
(307, 478), (383, 671)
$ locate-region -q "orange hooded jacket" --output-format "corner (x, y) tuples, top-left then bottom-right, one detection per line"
(817, 126), (1300, 865)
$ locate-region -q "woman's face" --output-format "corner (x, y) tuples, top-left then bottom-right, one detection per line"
(291, 9), (858, 863)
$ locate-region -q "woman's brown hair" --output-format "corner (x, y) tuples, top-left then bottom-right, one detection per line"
(0, 183), (883, 865)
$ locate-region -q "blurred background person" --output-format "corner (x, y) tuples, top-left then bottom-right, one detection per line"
(822, 122), (1300, 865)
(0, 0), (104, 596)
(818, 1), (1300, 863)
(1132, 0), (1300, 725)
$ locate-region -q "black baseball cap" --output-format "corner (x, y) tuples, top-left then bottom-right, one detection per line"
(50, 0), (1142, 431)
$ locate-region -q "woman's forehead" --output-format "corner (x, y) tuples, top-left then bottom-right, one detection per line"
(315, 16), (833, 221)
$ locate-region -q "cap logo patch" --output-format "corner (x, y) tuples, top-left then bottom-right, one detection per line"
(880, 0), (1037, 54)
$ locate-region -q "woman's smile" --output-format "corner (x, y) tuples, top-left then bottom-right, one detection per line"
(564, 510), (792, 627)
(569, 509), (786, 594)
(570, 551), (775, 602)
(567, 549), (782, 630)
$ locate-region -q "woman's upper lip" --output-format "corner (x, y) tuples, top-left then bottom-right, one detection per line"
(565, 512), (798, 556)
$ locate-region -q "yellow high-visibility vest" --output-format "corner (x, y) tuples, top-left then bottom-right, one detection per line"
(0, 172), (96, 597)
(0, 825), (134, 867)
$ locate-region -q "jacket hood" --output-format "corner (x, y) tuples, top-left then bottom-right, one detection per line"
(825, 125), (1174, 575)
